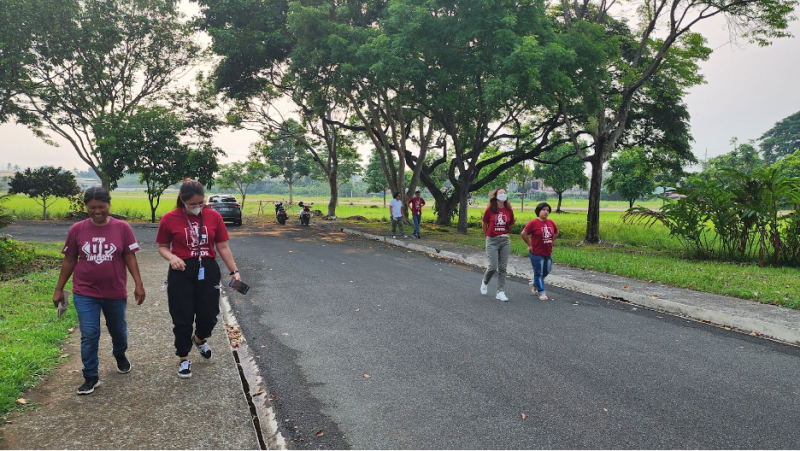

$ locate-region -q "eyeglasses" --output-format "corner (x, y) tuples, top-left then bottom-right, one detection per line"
(186, 202), (205, 208)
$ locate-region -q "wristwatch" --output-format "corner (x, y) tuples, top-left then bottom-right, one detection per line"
(230, 270), (239, 275)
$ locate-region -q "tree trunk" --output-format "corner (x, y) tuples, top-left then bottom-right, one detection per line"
(382, 189), (386, 208)
(556, 191), (564, 213)
(327, 172), (338, 217)
(585, 157), (603, 243)
(457, 183), (470, 234)
(288, 182), (294, 204)
(100, 173), (111, 191)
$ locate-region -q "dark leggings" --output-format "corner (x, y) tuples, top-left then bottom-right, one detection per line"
(167, 258), (221, 357)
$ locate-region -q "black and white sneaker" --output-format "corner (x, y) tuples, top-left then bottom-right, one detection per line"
(193, 335), (212, 359)
(115, 354), (131, 373)
(77, 377), (100, 395)
(178, 360), (192, 379)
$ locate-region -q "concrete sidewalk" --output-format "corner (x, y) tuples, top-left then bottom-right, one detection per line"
(323, 221), (800, 347)
(0, 249), (262, 450)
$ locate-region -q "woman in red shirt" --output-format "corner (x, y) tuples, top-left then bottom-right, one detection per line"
(156, 179), (242, 378)
(521, 202), (559, 300)
(481, 188), (515, 302)
(53, 186), (145, 395)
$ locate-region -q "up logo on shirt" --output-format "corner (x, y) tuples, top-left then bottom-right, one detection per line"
(81, 237), (117, 264)
(541, 225), (554, 242)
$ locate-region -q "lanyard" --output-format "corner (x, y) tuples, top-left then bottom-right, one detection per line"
(186, 212), (204, 264)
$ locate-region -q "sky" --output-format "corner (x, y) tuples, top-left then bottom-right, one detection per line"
(0, 13), (798, 172)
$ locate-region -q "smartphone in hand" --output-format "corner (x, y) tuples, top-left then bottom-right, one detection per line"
(228, 279), (250, 295)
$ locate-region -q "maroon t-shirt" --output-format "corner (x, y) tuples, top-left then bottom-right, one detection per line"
(62, 218), (140, 299)
(482, 207), (515, 237)
(523, 218), (559, 257)
(408, 197), (426, 215)
(156, 208), (230, 260)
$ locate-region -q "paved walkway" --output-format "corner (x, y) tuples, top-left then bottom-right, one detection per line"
(2, 219), (800, 450)
(0, 249), (263, 450)
(322, 221), (800, 346)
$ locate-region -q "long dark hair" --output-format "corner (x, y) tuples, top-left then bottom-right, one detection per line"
(488, 188), (512, 214)
(176, 179), (205, 209)
(84, 186), (111, 204)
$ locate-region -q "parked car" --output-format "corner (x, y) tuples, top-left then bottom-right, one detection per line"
(207, 195), (242, 226)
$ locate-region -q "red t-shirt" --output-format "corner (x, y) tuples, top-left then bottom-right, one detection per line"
(482, 207), (515, 237)
(523, 218), (559, 257)
(156, 208), (230, 260)
(62, 218), (140, 299)
(408, 197), (426, 215)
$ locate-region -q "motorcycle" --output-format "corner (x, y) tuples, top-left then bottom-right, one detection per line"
(298, 201), (312, 226)
(275, 201), (288, 225)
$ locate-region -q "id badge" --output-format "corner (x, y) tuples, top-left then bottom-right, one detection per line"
(198, 267), (205, 280)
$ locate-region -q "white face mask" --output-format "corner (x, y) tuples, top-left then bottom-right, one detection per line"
(497, 193), (507, 202)
(186, 206), (203, 216)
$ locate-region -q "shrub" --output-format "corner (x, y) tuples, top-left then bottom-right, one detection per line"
(0, 237), (37, 273)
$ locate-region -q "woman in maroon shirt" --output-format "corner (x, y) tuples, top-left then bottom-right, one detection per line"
(521, 202), (559, 300)
(481, 188), (515, 302)
(53, 186), (145, 395)
(156, 179), (242, 379)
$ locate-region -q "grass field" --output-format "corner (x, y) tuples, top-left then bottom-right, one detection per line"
(3, 192), (798, 307)
(0, 241), (75, 418)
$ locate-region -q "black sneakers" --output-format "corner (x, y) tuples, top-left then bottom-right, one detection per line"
(192, 335), (212, 359)
(77, 377), (100, 395)
(178, 360), (192, 378)
(115, 354), (132, 373)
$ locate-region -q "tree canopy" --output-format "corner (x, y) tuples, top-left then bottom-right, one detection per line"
(17, 0), (202, 189)
(760, 110), (800, 164)
(8, 166), (80, 219)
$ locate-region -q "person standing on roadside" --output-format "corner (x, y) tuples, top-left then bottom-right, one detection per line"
(521, 202), (559, 301)
(156, 179), (242, 379)
(481, 188), (515, 302)
(53, 186), (146, 395)
(389, 191), (406, 238)
(407, 190), (426, 238)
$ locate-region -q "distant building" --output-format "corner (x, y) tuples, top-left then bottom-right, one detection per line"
(76, 178), (102, 190)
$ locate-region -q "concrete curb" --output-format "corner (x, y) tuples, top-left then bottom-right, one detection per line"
(221, 292), (287, 450)
(339, 227), (800, 347)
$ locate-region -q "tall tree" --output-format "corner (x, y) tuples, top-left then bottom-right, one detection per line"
(8, 166), (80, 219)
(556, 0), (793, 243)
(603, 147), (657, 209)
(255, 120), (314, 204)
(18, 0), (202, 189)
(216, 157), (268, 210)
(760, 110), (800, 164)
(532, 144), (589, 213)
(365, 149), (396, 208)
(94, 106), (223, 223)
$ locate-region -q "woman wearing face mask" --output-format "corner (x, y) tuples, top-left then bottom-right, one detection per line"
(156, 179), (242, 378)
(481, 188), (515, 302)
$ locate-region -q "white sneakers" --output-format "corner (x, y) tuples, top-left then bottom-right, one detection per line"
(481, 281), (509, 301)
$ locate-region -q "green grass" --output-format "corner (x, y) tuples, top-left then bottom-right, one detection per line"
(0, 242), (76, 417)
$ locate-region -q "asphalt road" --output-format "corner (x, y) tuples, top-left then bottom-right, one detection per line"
(10, 221), (800, 449)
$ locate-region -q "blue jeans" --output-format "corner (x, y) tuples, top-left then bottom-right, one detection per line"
(73, 294), (128, 378)
(529, 254), (553, 295)
(412, 214), (421, 236)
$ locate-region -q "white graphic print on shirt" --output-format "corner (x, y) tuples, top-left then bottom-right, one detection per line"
(184, 222), (210, 257)
(494, 212), (508, 232)
(541, 225), (554, 243)
(81, 237), (117, 264)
